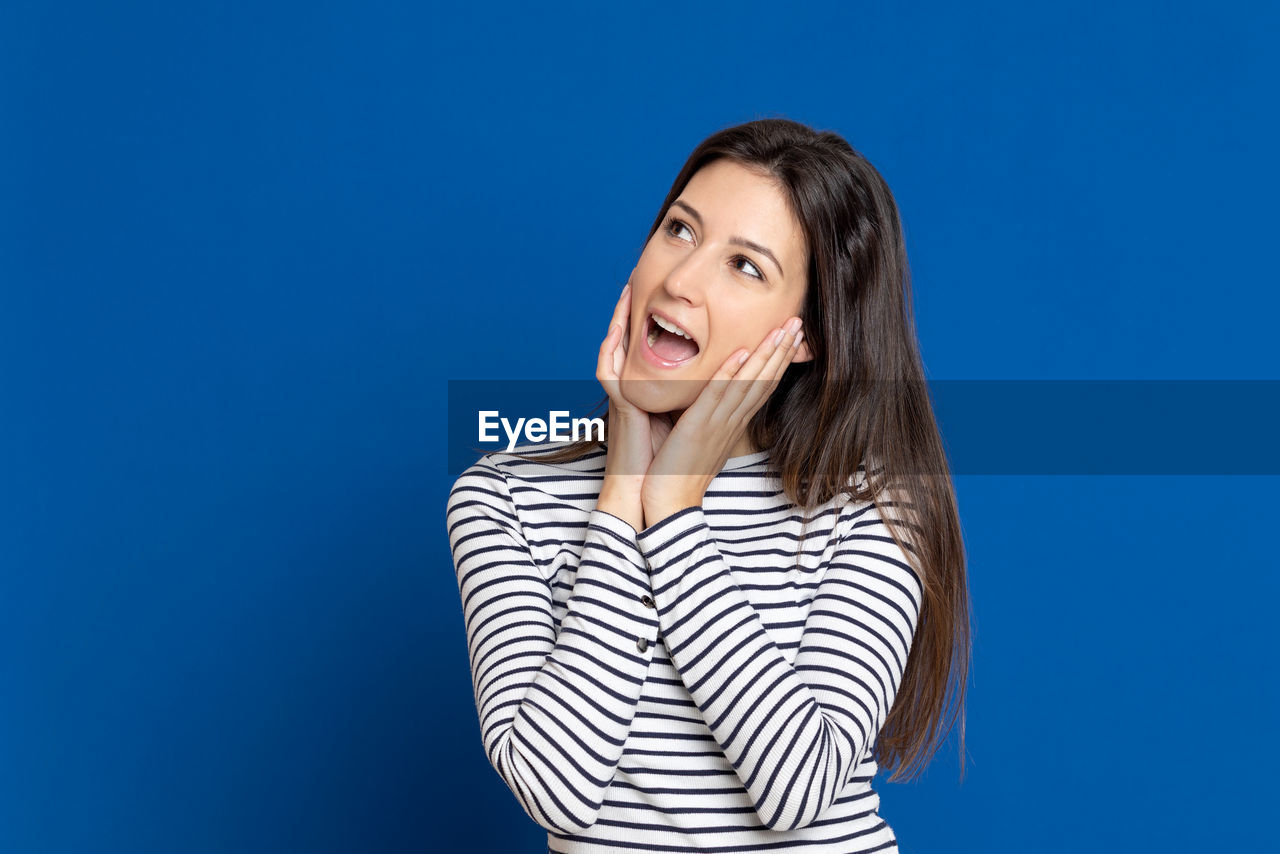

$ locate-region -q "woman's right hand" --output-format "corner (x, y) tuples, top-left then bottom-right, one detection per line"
(595, 283), (652, 530)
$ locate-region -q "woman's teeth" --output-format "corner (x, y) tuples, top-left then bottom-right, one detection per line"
(648, 314), (694, 348)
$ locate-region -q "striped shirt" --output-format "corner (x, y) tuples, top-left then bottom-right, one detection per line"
(446, 441), (923, 853)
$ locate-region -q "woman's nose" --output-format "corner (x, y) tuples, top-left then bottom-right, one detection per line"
(660, 254), (712, 304)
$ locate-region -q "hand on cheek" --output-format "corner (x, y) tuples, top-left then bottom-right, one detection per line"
(641, 317), (805, 526)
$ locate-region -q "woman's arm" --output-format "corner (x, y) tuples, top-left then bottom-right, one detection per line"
(634, 498), (923, 832)
(447, 459), (658, 834)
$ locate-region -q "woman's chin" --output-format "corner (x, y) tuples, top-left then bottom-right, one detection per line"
(618, 373), (699, 414)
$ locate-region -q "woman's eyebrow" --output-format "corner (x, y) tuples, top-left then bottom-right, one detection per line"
(670, 199), (784, 279)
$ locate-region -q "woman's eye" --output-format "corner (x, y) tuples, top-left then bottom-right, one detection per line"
(733, 257), (764, 280)
(666, 216), (694, 242)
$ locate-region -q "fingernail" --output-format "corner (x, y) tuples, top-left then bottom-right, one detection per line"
(793, 331), (804, 349)
(772, 328), (785, 346)
(785, 317), (802, 335)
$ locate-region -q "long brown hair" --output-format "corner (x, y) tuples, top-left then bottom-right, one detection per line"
(511, 118), (970, 783)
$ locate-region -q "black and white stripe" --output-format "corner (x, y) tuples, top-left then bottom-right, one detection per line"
(447, 442), (923, 853)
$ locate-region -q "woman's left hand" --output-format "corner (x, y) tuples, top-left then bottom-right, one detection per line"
(641, 317), (804, 525)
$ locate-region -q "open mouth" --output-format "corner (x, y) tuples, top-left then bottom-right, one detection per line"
(644, 312), (701, 365)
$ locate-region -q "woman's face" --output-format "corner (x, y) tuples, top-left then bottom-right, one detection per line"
(620, 158), (813, 414)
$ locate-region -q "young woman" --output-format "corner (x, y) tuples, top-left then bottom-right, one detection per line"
(447, 118), (970, 853)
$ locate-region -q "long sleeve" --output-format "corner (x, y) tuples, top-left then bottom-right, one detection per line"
(634, 500), (923, 832)
(446, 460), (659, 834)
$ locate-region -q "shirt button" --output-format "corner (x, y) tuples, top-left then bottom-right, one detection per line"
(640, 594), (656, 609)
(636, 637), (649, 652)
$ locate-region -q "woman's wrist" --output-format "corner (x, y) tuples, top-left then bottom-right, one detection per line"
(641, 491), (703, 529)
(598, 474), (645, 532)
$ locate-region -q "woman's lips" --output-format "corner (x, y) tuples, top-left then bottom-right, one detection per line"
(640, 313), (700, 369)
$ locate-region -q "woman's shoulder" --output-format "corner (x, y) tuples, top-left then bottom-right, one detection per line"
(476, 439), (607, 478)
(450, 440), (608, 512)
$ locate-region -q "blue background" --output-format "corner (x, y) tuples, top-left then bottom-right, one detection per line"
(3, 1), (1277, 851)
